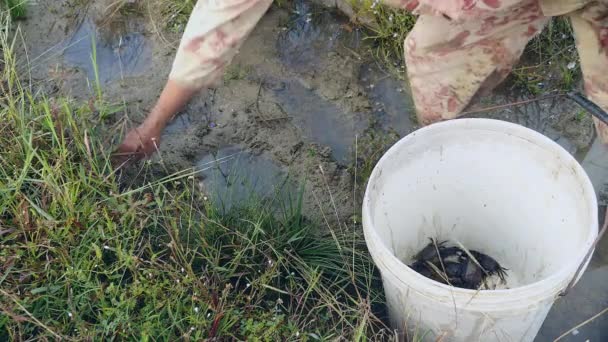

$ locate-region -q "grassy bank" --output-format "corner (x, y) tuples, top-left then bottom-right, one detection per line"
(0, 13), (392, 340)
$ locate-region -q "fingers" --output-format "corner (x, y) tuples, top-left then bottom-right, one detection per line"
(111, 144), (143, 169)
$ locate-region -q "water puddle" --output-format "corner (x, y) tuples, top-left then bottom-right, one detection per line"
(63, 19), (152, 83)
(196, 146), (290, 211)
(581, 138), (608, 201)
(271, 79), (367, 164)
(359, 63), (416, 136)
(538, 263), (608, 341)
(277, 0), (361, 71)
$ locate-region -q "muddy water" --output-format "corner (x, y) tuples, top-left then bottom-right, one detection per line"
(17, 0), (608, 340)
(195, 146), (290, 211)
(271, 79), (367, 163)
(359, 63), (417, 135)
(63, 19), (152, 83)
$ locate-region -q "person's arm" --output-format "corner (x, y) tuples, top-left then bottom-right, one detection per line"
(113, 80), (197, 163)
(114, 0), (273, 165)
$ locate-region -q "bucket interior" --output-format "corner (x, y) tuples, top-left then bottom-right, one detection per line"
(367, 121), (596, 288)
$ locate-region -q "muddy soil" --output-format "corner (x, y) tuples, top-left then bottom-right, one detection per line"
(16, 0), (608, 340)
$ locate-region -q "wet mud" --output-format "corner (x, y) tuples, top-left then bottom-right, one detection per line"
(16, 0), (608, 340)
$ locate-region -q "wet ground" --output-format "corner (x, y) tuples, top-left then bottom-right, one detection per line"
(16, 0), (607, 340)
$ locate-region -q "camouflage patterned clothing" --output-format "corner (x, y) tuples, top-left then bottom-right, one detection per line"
(170, 0), (608, 142)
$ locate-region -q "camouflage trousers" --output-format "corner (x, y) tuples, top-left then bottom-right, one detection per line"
(402, 0), (608, 142)
(171, 0), (608, 142)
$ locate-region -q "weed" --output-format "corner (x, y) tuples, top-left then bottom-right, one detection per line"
(3, 0), (26, 20)
(223, 63), (252, 83)
(351, 127), (400, 189)
(307, 148), (317, 158)
(157, 0), (196, 32)
(511, 17), (580, 94)
(575, 109), (586, 122)
(347, 0), (416, 67)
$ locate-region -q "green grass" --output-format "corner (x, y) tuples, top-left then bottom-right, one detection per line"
(223, 63), (252, 83)
(508, 17), (580, 94)
(347, 0), (416, 66)
(0, 14), (392, 340)
(157, 0), (196, 33)
(3, 0), (26, 20)
(351, 128), (400, 194)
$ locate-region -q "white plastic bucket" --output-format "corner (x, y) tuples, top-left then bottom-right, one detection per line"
(362, 119), (598, 341)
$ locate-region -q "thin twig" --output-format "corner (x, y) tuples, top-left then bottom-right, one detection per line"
(432, 239), (451, 286)
(460, 94), (562, 116)
(0, 289), (64, 339)
(319, 164), (345, 231)
(553, 307), (608, 341)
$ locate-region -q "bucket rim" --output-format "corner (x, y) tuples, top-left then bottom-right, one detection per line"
(362, 118), (599, 307)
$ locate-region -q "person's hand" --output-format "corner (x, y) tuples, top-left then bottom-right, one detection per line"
(111, 79), (200, 168)
(113, 120), (164, 167)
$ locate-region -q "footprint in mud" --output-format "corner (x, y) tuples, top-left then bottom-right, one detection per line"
(196, 146), (292, 211)
(270, 79), (367, 164)
(63, 19), (152, 83)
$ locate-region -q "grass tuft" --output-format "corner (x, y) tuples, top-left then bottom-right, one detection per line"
(347, 0), (416, 65)
(3, 0), (26, 20)
(508, 17), (580, 94)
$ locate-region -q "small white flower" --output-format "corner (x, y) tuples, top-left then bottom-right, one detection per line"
(207, 313), (211, 318)
(567, 61), (576, 70)
(67, 312), (73, 318)
(103, 245), (110, 250)
(181, 267), (185, 273)
(203, 196), (208, 201)
(246, 283), (251, 288)
(194, 307), (200, 313)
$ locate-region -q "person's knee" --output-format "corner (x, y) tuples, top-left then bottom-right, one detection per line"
(403, 32), (416, 60)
